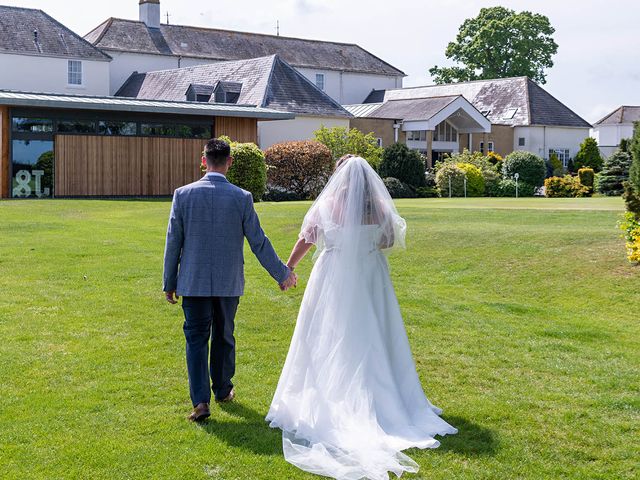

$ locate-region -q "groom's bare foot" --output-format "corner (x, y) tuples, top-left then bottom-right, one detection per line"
(187, 402), (210, 422)
(216, 388), (235, 403)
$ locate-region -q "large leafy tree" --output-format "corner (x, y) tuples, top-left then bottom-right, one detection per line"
(429, 7), (558, 85)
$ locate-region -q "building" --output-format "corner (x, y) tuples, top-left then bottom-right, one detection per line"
(0, 5), (111, 96)
(351, 77), (591, 168)
(0, 91), (291, 199)
(346, 95), (492, 168)
(591, 106), (640, 157)
(115, 54), (352, 149)
(84, 0), (405, 103)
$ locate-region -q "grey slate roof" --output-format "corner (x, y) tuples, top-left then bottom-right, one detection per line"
(115, 54), (351, 118)
(595, 106), (640, 125)
(85, 18), (404, 76)
(365, 77), (591, 128)
(363, 96), (460, 121)
(0, 5), (110, 61)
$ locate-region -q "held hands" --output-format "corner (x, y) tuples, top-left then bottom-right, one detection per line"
(279, 268), (298, 291)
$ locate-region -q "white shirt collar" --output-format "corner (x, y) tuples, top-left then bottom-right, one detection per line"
(205, 172), (226, 179)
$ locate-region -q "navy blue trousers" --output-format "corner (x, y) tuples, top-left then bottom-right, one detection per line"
(181, 296), (239, 406)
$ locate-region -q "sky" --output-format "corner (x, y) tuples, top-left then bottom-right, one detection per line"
(5, 0), (639, 123)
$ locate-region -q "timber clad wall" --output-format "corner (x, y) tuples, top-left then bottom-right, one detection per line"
(214, 117), (258, 144)
(0, 106), (9, 198)
(55, 135), (205, 196)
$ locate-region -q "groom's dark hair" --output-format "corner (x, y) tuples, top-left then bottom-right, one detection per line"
(204, 138), (231, 167)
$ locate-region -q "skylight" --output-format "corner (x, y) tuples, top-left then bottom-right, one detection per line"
(503, 108), (518, 119)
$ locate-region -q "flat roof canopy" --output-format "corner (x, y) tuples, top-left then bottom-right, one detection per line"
(0, 90), (294, 121)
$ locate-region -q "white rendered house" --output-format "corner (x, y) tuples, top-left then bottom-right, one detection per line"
(0, 6), (111, 96)
(84, 0), (404, 102)
(591, 106), (640, 157)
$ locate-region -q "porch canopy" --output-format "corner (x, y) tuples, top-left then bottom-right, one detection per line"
(368, 95), (491, 134)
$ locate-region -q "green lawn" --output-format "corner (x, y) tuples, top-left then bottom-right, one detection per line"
(0, 197), (637, 479)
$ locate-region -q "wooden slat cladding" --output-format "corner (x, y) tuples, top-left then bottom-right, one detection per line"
(55, 135), (205, 196)
(0, 106), (9, 198)
(214, 117), (258, 143)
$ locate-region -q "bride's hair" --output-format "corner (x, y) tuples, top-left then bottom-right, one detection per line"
(335, 154), (356, 170)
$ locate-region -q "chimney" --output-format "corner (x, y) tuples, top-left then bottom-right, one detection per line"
(139, 0), (161, 29)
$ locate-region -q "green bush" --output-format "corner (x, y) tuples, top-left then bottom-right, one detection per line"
(496, 179), (536, 197)
(265, 141), (334, 199)
(574, 137), (603, 172)
(623, 182), (640, 219)
(502, 151), (546, 187)
(314, 126), (383, 170)
(203, 136), (267, 201)
(630, 121), (640, 192)
(578, 167), (595, 189)
(441, 149), (493, 173)
(383, 177), (417, 198)
(548, 153), (564, 177)
(379, 143), (426, 188)
(435, 163), (466, 197)
(457, 163), (485, 196)
(226, 142), (267, 202)
(597, 150), (632, 196)
(545, 175), (591, 198)
(483, 169), (502, 197)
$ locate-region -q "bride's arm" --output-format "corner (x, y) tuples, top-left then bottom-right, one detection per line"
(287, 237), (314, 270)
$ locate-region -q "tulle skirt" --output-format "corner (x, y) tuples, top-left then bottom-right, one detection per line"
(266, 246), (457, 480)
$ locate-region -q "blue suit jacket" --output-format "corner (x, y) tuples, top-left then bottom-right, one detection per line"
(163, 173), (289, 297)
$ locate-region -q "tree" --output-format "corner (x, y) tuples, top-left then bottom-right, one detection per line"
(630, 121), (640, 192)
(502, 151), (546, 187)
(379, 143), (426, 188)
(429, 7), (558, 85)
(314, 126), (383, 170)
(597, 150), (632, 196)
(574, 137), (603, 172)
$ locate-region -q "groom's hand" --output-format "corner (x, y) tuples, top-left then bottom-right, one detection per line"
(279, 271), (298, 291)
(165, 290), (179, 304)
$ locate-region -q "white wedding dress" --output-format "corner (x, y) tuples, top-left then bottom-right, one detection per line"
(266, 157), (457, 480)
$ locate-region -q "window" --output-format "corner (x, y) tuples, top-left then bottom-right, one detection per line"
(315, 73), (325, 91)
(549, 148), (571, 167)
(98, 121), (137, 136)
(57, 119), (96, 134)
(518, 137), (526, 147)
(68, 60), (82, 85)
(503, 107), (518, 120)
(12, 117), (53, 133)
(479, 141), (494, 154)
(407, 131), (426, 142)
(140, 123), (211, 139)
(433, 121), (458, 142)
(11, 139), (54, 198)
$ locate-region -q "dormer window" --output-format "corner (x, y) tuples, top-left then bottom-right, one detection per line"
(212, 81), (242, 104)
(185, 84), (214, 102)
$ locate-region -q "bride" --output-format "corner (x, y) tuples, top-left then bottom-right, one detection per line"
(266, 155), (457, 479)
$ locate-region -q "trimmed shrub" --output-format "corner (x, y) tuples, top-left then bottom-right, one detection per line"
(574, 137), (603, 172)
(226, 142), (267, 202)
(201, 136), (267, 201)
(379, 143), (426, 188)
(483, 169), (502, 197)
(265, 141), (334, 199)
(497, 179), (536, 197)
(262, 186), (302, 202)
(383, 177), (416, 198)
(314, 125), (383, 169)
(630, 121), (640, 192)
(578, 167), (595, 189)
(486, 151), (503, 171)
(597, 150), (632, 196)
(502, 151), (546, 187)
(457, 163), (485, 196)
(618, 212), (640, 263)
(545, 175), (591, 198)
(435, 163), (466, 197)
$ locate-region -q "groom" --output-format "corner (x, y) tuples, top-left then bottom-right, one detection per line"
(163, 138), (297, 422)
